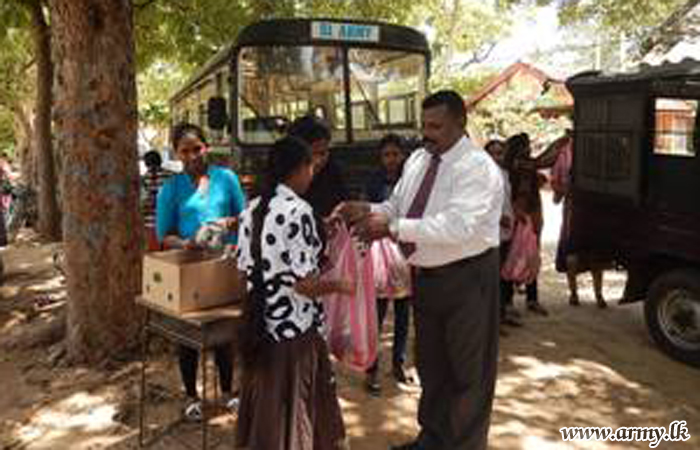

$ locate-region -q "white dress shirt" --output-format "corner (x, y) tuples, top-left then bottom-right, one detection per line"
(372, 135), (504, 268)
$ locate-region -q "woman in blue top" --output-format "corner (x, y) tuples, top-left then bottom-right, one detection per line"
(156, 123), (246, 420)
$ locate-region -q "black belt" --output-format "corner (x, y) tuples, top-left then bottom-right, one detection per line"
(413, 248), (496, 278)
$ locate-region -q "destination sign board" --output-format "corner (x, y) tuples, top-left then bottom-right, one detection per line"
(311, 21), (380, 43)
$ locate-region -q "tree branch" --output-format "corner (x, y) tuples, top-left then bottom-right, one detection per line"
(22, 57), (36, 74)
(459, 42), (497, 69)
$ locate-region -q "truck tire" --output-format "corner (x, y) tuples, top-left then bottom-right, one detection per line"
(645, 269), (700, 367)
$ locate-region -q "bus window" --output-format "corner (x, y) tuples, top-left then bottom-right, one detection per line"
(654, 98), (698, 157)
(348, 49), (426, 140)
(238, 46), (346, 144)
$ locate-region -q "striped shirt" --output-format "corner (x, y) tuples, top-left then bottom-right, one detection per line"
(141, 170), (173, 228)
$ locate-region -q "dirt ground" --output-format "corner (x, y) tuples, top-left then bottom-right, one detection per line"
(1, 192), (699, 450)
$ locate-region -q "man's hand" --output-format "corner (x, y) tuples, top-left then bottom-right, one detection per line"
(352, 212), (390, 243)
(332, 201), (370, 227)
(323, 215), (343, 240)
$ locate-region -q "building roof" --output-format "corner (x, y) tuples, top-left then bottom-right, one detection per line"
(567, 58), (700, 89)
(465, 61), (572, 114)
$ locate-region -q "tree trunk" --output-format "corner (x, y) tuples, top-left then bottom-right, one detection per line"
(51, 0), (142, 364)
(29, 0), (61, 241)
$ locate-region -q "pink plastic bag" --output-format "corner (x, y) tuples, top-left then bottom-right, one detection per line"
(551, 139), (572, 202)
(323, 223), (378, 371)
(501, 217), (541, 285)
(370, 238), (412, 299)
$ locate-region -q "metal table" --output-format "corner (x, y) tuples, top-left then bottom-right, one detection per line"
(137, 297), (243, 449)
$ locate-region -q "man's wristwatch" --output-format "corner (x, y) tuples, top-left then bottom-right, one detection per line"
(388, 219), (399, 241)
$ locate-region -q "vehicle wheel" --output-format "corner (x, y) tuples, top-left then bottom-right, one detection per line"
(645, 269), (700, 367)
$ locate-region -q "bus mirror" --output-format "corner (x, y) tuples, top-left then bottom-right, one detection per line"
(208, 97), (227, 130)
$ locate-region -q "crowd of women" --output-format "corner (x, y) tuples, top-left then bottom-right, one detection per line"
(142, 95), (607, 449)
(485, 131), (609, 336)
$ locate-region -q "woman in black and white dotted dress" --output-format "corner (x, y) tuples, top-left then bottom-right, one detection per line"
(235, 136), (352, 450)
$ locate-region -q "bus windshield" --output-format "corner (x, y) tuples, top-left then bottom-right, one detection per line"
(238, 45), (427, 144)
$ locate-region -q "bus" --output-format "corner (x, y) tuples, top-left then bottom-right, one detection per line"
(169, 18), (430, 195)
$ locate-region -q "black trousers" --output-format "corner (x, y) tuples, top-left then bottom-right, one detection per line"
(367, 297), (411, 374)
(501, 278), (539, 305)
(413, 249), (500, 450)
(178, 344), (234, 398)
(499, 242), (511, 318)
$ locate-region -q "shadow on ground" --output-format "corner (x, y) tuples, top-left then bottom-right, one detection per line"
(1, 203), (698, 449)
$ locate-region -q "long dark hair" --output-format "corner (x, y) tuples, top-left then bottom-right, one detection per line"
(287, 114), (331, 144)
(503, 133), (529, 174)
(378, 132), (408, 182)
(239, 136), (313, 368)
(505, 133), (540, 213)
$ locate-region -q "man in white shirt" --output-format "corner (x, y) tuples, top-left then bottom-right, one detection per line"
(336, 90), (503, 450)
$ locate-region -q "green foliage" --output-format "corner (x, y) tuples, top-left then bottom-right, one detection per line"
(505, 0), (688, 49)
(410, 0), (514, 81)
(0, 24), (33, 110)
(134, 0), (256, 68)
(0, 1), (31, 39)
(0, 20), (33, 156)
(133, 0), (419, 69)
(137, 60), (190, 125)
(293, 0), (414, 22)
(0, 108), (15, 157)
(431, 69), (500, 97)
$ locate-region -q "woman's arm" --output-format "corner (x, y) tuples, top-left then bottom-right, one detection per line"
(294, 275), (353, 299)
(216, 169), (246, 237)
(227, 169), (247, 215)
(162, 234), (200, 250)
(156, 178), (178, 243)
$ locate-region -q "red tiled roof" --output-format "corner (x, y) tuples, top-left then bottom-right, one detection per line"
(466, 61), (567, 109)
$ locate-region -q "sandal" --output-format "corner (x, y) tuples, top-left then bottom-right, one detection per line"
(364, 370), (381, 397)
(183, 397), (202, 422)
(222, 395), (240, 413)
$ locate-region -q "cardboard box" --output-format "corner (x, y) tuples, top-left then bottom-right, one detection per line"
(142, 249), (241, 314)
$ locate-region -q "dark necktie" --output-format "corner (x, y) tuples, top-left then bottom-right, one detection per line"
(399, 153), (441, 258)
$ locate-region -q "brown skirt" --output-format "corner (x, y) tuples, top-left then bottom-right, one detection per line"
(235, 330), (346, 450)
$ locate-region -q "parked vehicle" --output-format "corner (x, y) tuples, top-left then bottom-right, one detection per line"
(566, 60), (700, 366)
(169, 18), (430, 196)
